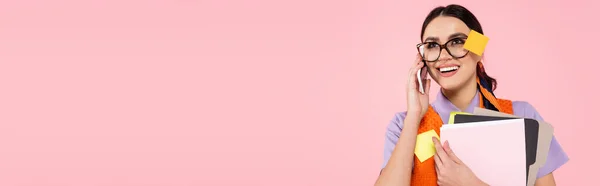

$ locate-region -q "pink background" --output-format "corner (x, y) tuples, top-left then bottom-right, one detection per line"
(0, 0), (596, 185)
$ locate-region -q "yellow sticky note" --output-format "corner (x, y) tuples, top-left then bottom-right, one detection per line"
(448, 111), (473, 124)
(463, 30), (489, 56)
(414, 129), (440, 162)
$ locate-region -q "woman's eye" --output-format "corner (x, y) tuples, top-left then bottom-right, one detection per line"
(451, 39), (465, 45)
(426, 43), (439, 48)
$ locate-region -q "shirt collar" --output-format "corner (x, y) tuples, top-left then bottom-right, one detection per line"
(431, 89), (481, 123)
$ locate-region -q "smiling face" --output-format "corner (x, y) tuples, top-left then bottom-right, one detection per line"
(421, 16), (482, 91)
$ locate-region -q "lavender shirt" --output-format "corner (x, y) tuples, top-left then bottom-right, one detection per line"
(381, 90), (569, 178)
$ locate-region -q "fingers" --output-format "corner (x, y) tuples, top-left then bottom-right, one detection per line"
(408, 62), (424, 90)
(419, 63), (428, 79)
(443, 140), (463, 164)
(424, 79), (431, 94)
(407, 67), (417, 90)
(412, 53), (424, 72)
(433, 153), (442, 169)
(408, 53), (426, 93)
(414, 53), (423, 65)
(433, 137), (449, 163)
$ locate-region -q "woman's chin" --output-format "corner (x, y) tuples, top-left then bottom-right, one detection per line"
(439, 82), (462, 92)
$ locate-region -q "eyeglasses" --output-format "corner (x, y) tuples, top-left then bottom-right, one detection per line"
(416, 38), (469, 62)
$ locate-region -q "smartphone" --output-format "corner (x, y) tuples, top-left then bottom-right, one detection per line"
(417, 47), (427, 94)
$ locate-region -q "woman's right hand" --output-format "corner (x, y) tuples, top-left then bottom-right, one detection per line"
(406, 54), (431, 121)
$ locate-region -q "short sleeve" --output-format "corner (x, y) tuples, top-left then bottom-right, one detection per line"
(381, 112), (408, 169)
(512, 101), (570, 178)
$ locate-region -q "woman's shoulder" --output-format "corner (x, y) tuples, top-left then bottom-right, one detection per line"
(510, 100), (545, 121)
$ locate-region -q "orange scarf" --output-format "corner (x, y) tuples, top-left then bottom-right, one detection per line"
(410, 79), (514, 185)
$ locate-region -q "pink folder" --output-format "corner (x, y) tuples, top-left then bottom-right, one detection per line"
(440, 119), (526, 186)
(473, 107), (554, 186)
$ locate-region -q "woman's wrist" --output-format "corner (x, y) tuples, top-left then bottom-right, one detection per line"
(406, 109), (422, 118)
(404, 112), (422, 128)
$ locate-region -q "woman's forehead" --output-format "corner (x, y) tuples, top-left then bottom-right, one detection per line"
(422, 16), (471, 42)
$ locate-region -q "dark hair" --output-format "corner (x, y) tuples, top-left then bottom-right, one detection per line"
(420, 4), (497, 93)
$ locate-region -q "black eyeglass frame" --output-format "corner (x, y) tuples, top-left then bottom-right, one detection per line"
(416, 38), (470, 62)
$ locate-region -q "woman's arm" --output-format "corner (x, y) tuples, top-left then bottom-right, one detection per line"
(535, 173), (556, 186)
(374, 113), (421, 186)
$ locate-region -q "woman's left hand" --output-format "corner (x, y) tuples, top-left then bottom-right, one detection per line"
(432, 137), (489, 186)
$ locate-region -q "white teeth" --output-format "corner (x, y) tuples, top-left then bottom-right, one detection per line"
(440, 66), (459, 72)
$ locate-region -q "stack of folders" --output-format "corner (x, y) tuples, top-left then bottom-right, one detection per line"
(441, 107), (554, 186)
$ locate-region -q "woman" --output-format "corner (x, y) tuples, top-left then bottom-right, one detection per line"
(374, 4), (569, 186)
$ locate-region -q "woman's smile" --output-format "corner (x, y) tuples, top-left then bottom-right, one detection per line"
(437, 64), (461, 77)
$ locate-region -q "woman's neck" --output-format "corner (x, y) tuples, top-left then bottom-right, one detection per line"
(441, 78), (478, 111)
